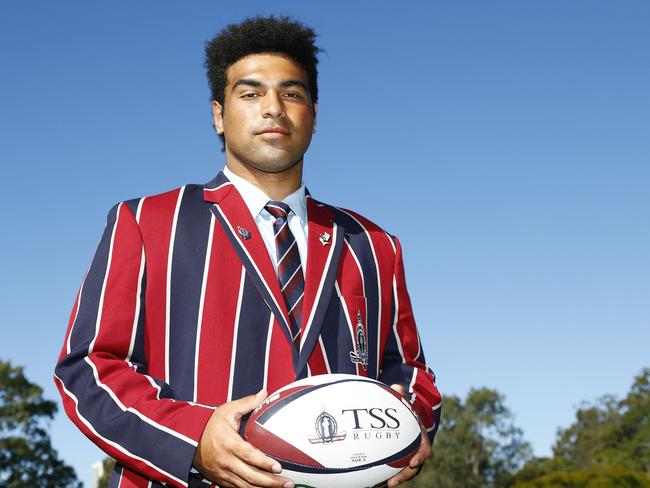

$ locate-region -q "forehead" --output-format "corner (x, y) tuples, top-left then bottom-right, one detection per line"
(226, 53), (308, 86)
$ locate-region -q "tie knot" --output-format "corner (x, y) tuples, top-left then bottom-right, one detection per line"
(265, 201), (291, 220)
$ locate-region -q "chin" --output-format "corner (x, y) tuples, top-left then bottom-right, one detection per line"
(227, 143), (305, 174)
(250, 149), (303, 173)
(252, 159), (301, 174)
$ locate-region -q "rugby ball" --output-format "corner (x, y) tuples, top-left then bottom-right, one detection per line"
(242, 374), (422, 488)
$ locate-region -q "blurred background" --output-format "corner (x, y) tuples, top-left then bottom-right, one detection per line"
(1, 1), (648, 486)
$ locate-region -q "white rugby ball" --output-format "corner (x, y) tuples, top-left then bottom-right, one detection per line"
(242, 374), (422, 488)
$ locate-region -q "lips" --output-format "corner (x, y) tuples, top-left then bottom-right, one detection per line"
(257, 127), (290, 135)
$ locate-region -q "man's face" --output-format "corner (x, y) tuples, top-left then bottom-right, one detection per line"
(212, 53), (317, 174)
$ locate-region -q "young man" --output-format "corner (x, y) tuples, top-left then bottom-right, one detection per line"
(54, 16), (441, 488)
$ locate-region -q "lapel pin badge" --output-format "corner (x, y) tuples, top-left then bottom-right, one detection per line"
(319, 231), (331, 246)
(237, 226), (252, 240)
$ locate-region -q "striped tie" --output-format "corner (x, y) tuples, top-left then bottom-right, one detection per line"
(265, 201), (304, 349)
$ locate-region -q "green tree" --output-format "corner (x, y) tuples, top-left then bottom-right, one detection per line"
(97, 457), (116, 488)
(552, 394), (623, 469)
(0, 360), (81, 487)
(513, 465), (650, 487)
(405, 387), (532, 488)
(513, 368), (650, 486)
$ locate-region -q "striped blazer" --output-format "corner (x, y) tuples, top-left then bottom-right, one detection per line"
(54, 171), (442, 488)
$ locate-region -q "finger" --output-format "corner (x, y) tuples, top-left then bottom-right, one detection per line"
(214, 477), (238, 488)
(223, 390), (268, 430)
(230, 457), (294, 488)
(390, 383), (407, 398)
(218, 470), (250, 488)
(232, 389), (268, 416)
(232, 437), (283, 473)
(408, 444), (429, 468)
(387, 465), (418, 487)
(409, 429), (432, 468)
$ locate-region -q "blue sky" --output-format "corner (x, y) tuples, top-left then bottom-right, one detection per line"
(1, 1), (648, 486)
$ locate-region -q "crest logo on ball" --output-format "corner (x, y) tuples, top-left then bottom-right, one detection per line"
(309, 412), (347, 444)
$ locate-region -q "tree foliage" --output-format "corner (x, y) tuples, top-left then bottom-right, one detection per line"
(512, 465), (650, 487)
(97, 457), (116, 488)
(405, 387), (532, 487)
(514, 368), (650, 486)
(0, 360), (81, 487)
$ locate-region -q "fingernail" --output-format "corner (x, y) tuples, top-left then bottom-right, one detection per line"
(283, 482), (294, 488)
(272, 463), (282, 473)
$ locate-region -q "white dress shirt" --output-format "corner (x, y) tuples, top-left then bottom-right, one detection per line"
(223, 165), (309, 274)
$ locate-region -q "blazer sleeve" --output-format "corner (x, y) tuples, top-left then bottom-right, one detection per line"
(53, 202), (216, 488)
(378, 235), (442, 445)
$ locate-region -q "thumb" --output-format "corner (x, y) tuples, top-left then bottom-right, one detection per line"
(390, 383), (407, 398)
(233, 388), (268, 416)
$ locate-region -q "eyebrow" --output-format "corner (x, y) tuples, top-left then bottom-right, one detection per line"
(231, 78), (309, 92)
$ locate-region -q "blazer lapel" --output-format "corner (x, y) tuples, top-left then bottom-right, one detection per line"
(296, 193), (345, 375)
(203, 172), (296, 358)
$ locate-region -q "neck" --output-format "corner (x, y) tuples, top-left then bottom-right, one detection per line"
(225, 158), (303, 201)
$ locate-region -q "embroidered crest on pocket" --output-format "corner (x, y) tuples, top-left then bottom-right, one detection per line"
(349, 308), (369, 370)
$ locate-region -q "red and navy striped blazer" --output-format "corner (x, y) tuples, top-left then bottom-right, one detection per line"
(54, 171), (442, 488)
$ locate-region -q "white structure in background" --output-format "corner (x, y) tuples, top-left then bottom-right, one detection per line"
(91, 460), (105, 488)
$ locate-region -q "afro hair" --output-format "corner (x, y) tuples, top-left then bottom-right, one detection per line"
(204, 15), (322, 149)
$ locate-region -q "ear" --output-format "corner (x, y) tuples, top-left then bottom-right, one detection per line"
(212, 100), (224, 135)
(312, 101), (318, 134)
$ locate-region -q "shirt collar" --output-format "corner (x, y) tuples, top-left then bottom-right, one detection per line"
(222, 165), (307, 224)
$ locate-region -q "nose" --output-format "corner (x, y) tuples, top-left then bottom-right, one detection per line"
(261, 90), (286, 118)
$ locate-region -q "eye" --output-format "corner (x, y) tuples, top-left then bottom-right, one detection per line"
(283, 92), (302, 98)
(241, 92), (259, 99)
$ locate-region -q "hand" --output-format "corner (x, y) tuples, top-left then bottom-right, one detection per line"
(384, 384), (432, 488)
(193, 389), (294, 488)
